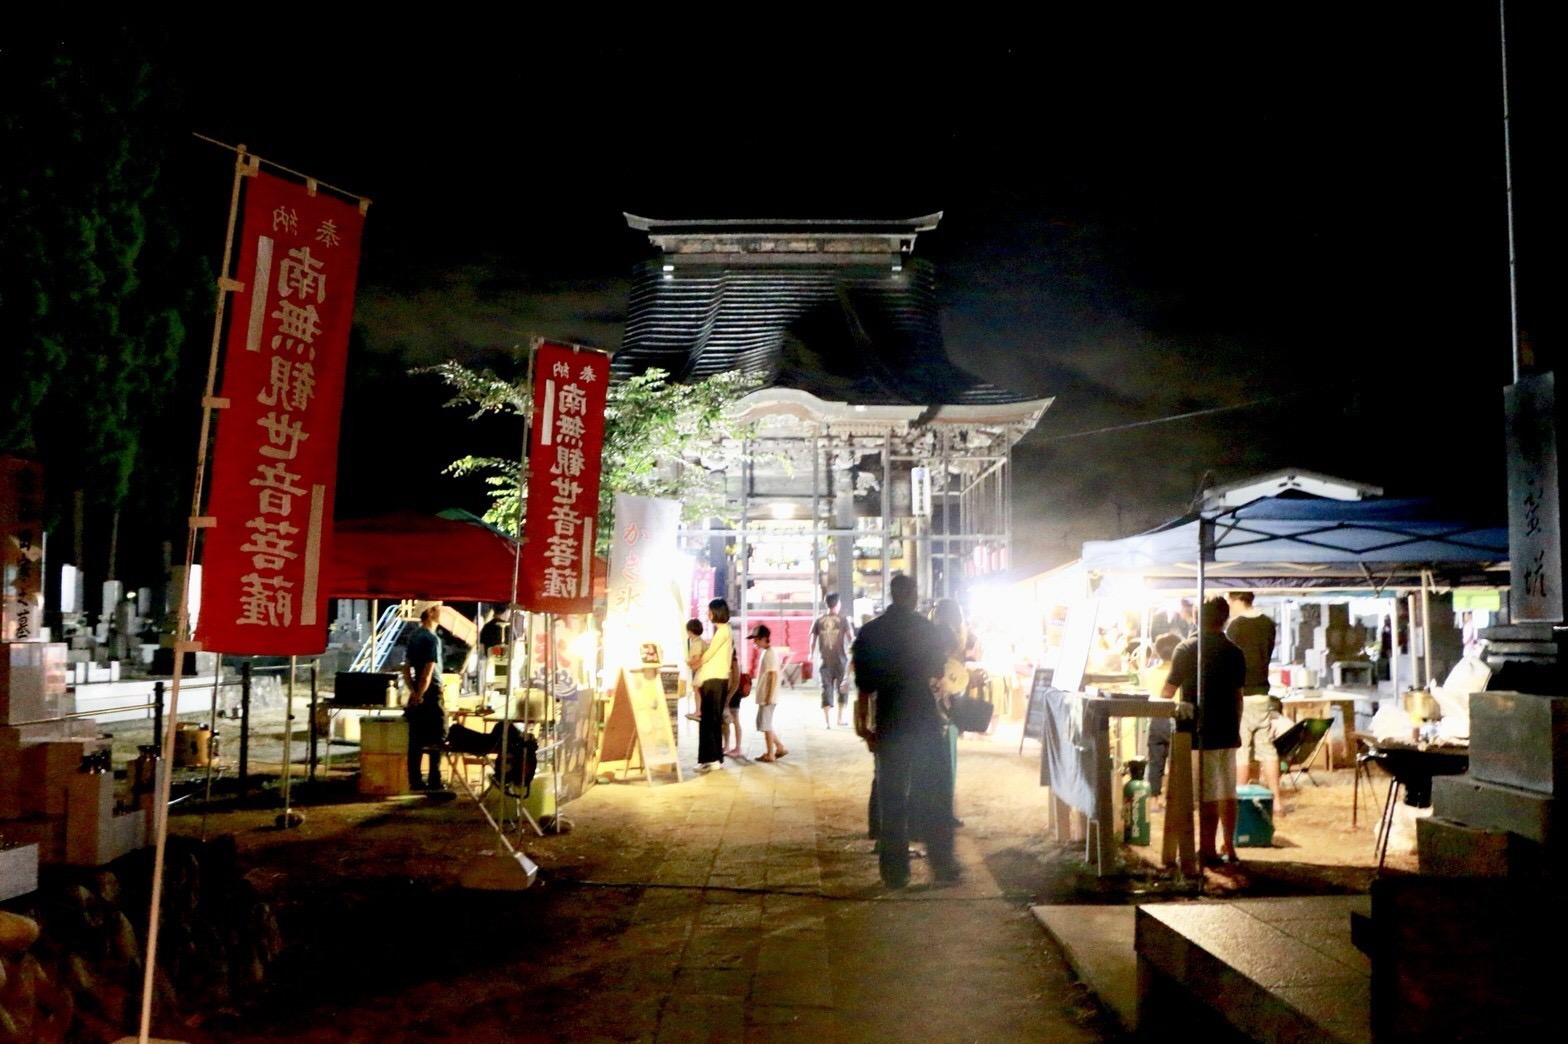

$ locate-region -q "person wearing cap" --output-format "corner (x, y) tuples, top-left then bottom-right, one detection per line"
(402, 603), (448, 791)
(750, 624), (789, 761)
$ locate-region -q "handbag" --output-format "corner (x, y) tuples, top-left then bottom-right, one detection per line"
(727, 647), (741, 698)
(948, 694), (994, 734)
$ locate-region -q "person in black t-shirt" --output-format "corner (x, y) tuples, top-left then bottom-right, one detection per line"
(1162, 596), (1247, 867)
(852, 574), (959, 889)
(403, 604), (448, 791)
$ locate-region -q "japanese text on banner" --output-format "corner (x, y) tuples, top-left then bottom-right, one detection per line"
(519, 343), (610, 614)
(197, 172), (365, 655)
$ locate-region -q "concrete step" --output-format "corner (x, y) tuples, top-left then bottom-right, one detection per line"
(1036, 896), (1371, 1043)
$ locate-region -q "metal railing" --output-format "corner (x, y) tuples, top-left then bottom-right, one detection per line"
(349, 601), (417, 673)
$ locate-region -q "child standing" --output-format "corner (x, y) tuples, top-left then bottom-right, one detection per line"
(751, 624), (788, 761)
(684, 618), (706, 722)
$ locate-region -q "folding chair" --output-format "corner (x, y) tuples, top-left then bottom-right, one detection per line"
(1274, 717), (1333, 790)
(1352, 735), (1382, 828)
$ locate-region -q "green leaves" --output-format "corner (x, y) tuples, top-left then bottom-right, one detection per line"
(422, 356), (759, 553)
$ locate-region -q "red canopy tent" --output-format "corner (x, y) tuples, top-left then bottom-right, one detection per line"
(326, 510), (606, 603)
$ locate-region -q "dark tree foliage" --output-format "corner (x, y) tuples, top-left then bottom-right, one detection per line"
(0, 31), (211, 590)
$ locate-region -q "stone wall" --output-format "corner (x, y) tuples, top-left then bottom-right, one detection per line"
(0, 835), (281, 1041)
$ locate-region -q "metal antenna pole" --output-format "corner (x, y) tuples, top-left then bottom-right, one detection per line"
(1499, 0), (1522, 382)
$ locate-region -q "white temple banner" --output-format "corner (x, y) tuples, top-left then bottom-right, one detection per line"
(605, 495), (683, 672)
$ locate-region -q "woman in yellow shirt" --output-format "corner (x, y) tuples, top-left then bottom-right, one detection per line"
(693, 599), (734, 771)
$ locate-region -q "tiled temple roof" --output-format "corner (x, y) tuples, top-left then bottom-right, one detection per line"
(613, 215), (1038, 408)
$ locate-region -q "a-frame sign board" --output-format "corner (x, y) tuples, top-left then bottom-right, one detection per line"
(597, 666), (682, 784)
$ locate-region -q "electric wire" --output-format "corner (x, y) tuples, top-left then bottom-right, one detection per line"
(1034, 397), (1279, 443)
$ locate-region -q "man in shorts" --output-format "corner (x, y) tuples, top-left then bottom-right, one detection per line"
(810, 593), (854, 728)
(1227, 591), (1282, 815)
(1162, 596), (1247, 868)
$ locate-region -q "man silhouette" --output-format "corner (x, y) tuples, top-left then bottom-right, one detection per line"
(852, 575), (960, 888)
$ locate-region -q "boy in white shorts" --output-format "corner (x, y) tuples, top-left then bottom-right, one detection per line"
(750, 625), (788, 762)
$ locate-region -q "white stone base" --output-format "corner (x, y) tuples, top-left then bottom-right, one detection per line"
(0, 842), (40, 901)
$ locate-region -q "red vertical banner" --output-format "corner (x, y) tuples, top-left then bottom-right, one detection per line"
(197, 171), (366, 655)
(518, 341), (611, 614)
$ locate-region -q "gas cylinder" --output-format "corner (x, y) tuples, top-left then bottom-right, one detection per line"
(1122, 756), (1151, 846)
(131, 745), (161, 810)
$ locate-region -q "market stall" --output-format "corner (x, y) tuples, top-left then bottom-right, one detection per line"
(322, 509), (608, 812)
(1030, 470), (1511, 874)
(1080, 474), (1508, 696)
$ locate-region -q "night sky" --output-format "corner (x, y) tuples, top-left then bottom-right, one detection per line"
(87, 12), (1568, 573)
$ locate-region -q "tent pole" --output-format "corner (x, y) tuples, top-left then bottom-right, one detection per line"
(1389, 599), (1400, 696)
(1422, 571), (1435, 688)
(277, 657), (300, 829)
(549, 611), (571, 832)
(201, 654), (222, 839)
(1406, 594), (1420, 691)
(1194, 516), (1208, 889)
(881, 431), (892, 610)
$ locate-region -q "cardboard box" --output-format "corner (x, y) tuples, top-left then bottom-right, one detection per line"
(0, 724), (58, 818)
(19, 739), (90, 815)
(64, 770), (145, 867)
(359, 716), (408, 755)
(358, 752), (408, 796)
(2, 816), (67, 865)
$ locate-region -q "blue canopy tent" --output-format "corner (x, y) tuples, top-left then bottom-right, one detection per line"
(1081, 491), (1510, 595)
(1054, 473), (1511, 871)
(1076, 475), (1510, 691)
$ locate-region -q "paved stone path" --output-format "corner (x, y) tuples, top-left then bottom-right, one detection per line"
(170, 685), (1120, 1042)
(535, 702), (1111, 1042)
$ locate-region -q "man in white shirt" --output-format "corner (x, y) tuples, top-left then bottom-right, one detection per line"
(1227, 590), (1283, 816)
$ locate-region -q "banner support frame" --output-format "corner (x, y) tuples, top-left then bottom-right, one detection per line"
(136, 143), (253, 1044)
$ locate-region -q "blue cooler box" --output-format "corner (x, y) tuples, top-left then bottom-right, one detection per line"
(1234, 784), (1274, 847)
